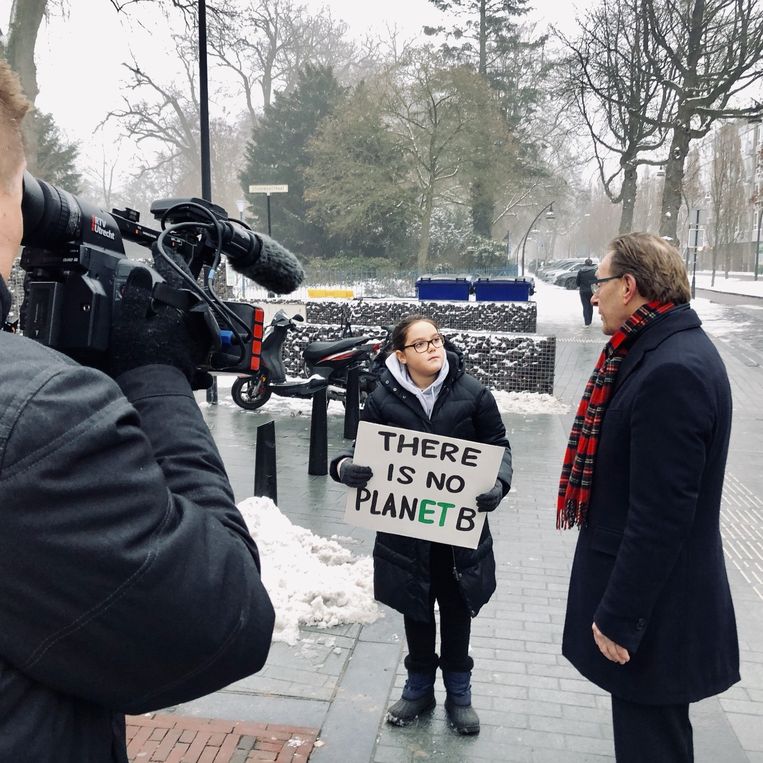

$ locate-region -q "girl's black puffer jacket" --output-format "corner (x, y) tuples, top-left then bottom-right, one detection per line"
(331, 349), (512, 621)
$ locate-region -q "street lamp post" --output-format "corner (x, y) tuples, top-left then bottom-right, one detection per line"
(688, 208), (703, 298)
(519, 202), (555, 277)
(197, 0), (216, 404)
(235, 200), (247, 299)
(754, 204), (762, 281)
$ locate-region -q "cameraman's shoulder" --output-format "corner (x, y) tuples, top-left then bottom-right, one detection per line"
(1, 333), (127, 430)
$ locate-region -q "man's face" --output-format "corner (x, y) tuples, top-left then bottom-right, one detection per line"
(0, 159), (25, 280)
(591, 252), (629, 335)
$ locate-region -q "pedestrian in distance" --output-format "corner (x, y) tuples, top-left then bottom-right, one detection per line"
(576, 257), (597, 326)
(0, 61), (275, 762)
(331, 315), (512, 735)
(558, 233), (739, 762)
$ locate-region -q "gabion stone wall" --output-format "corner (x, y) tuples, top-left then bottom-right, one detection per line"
(298, 298), (537, 334)
(5, 258), (25, 323)
(281, 324), (555, 395)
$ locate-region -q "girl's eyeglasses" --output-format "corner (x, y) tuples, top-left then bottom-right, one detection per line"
(404, 335), (444, 353)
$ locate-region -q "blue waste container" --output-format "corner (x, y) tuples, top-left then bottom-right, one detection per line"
(415, 275), (471, 301)
(473, 277), (534, 302)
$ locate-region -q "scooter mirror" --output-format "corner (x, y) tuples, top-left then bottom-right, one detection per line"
(292, 313), (305, 322)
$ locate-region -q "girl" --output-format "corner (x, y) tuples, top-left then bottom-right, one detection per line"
(330, 315), (512, 735)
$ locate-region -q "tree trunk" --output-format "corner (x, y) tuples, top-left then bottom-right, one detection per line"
(470, 177), (492, 237)
(618, 159), (638, 233)
(5, 0), (47, 173)
(418, 184), (435, 272)
(478, 0), (487, 76)
(658, 115), (692, 245)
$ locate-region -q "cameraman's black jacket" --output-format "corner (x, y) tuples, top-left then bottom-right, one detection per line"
(0, 289), (275, 761)
(330, 349), (512, 622)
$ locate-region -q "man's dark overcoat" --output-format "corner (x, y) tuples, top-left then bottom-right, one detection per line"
(562, 304), (739, 705)
(330, 350), (513, 622)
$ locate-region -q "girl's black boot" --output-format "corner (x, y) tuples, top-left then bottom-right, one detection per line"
(386, 656), (437, 726)
(442, 669), (480, 735)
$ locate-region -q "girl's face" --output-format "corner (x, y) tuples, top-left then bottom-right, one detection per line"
(395, 320), (445, 381)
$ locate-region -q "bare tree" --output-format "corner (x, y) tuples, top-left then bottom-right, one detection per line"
(102, 29), (248, 211)
(709, 122), (747, 281)
(632, 167), (665, 232)
(83, 145), (123, 209)
(106, 41), (201, 177)
(641, 0), (763, 242)
(206, 0), (368, 123)
(0, 0), (209, 172)
(383, 51), (506, 269)
(560, 0), (676, 233)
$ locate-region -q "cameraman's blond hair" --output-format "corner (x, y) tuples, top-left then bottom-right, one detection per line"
(0, 58), (30, 191)
(608, 233), (691, 304)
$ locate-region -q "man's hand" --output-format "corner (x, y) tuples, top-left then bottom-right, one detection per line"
(476, 480), (504, 512)
(338, 459), (373, 488)
(592, 622), (630, 664)
(108, 244), (216, 387)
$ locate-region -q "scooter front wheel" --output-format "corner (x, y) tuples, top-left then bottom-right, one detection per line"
(231, 375), (272, 411)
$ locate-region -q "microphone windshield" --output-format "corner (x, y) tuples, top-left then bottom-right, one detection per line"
(226, 231), (304, 295)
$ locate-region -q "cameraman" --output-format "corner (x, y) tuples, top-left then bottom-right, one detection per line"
(0, 61), (274, 762)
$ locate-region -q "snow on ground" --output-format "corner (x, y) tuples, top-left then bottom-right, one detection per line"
(694, 272), (763, 299)
(493, 390), (569, 415)
(529, 275), (582, 324)
(238, 496), (381, 645)
(692, 297), (752, 338)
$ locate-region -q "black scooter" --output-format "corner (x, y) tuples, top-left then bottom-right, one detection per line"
(231, 309), (382, 411)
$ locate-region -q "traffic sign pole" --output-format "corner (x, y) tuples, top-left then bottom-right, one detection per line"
(248, 185), (288, 239)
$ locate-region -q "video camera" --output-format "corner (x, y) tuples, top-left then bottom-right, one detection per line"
(18, 173), (303, 373)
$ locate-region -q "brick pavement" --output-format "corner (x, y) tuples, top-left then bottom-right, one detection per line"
(126, 713), (319, 763)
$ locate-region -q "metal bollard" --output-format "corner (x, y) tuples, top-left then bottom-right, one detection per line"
(206, 376), (218, 405)
(308, 387), (328, 475)
(254, 420), (277, 502)
(343, 366), (361, 440)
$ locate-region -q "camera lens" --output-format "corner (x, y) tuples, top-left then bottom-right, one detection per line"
(21, 172), (82, 248)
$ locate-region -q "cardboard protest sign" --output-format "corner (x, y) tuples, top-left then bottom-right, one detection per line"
(343, 422), (505, 549)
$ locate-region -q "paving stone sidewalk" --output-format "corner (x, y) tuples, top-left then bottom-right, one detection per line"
(180, 297), (763, 763)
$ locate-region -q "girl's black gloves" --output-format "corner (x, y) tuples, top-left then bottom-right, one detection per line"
(339, 459), (373, 488)
(476, 480), (504, 512)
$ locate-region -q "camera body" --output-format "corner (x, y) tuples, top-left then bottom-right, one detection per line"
(19, 174), (268, 373)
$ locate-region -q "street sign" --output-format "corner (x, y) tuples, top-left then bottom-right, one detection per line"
(687, 226), (705, 249)
(248, 184), (288, 194)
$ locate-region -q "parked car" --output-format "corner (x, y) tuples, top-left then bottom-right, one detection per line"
(552, 260), (599, 289)
(539, 261), (582, 282)
(535, 259), (581, 280)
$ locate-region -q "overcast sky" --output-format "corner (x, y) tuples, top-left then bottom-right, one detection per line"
(0, 0), (592, 188)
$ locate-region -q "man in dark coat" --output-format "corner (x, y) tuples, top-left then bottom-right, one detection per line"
(576, 257), (597, 326)
(559, 233), (739, 762)
(0, 61), (275, 761)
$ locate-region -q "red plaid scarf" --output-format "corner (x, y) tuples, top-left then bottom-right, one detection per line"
(556, 300), (675, 529)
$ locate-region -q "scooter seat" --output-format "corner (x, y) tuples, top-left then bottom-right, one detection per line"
(303, 336), (372, 363)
